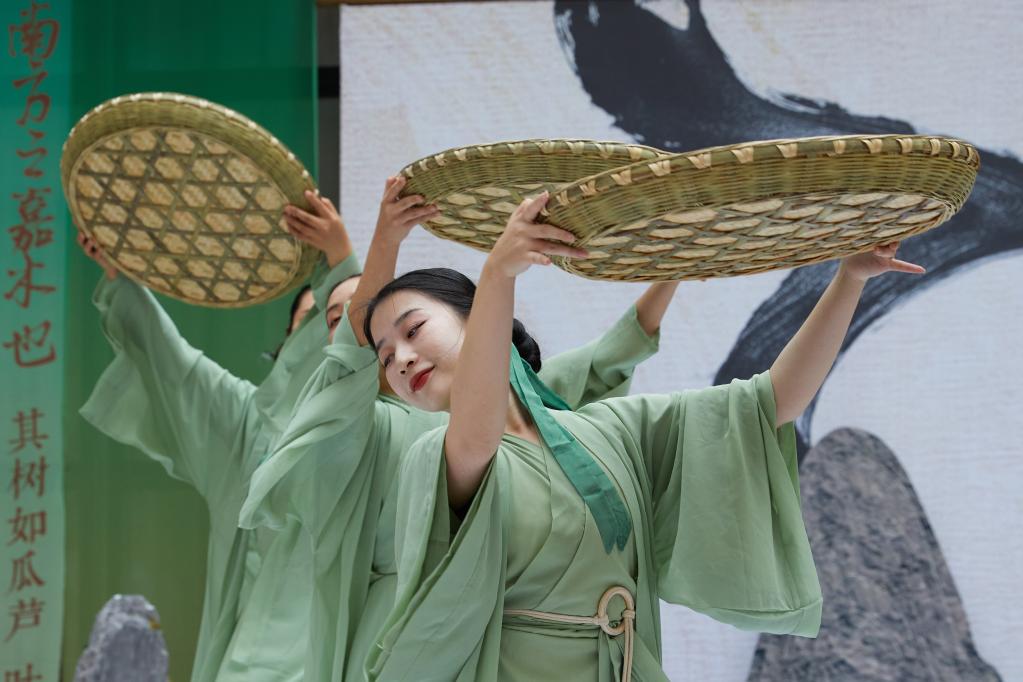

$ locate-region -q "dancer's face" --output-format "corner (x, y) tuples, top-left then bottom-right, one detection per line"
(325, 276), (361, 342)
(289, 289), (315, 334)
(368, 289), (465, 412)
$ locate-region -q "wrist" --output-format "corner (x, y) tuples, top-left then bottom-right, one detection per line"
(324, 246), (350, 268)
(480, 260), (517, 284)
(371, 224), (407, 249)
(835, 262), (869, 287)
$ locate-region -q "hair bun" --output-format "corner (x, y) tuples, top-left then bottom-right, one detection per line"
(512, 318), (542, 372)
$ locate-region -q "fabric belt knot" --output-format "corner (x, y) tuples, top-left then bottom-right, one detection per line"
(504, 585), (636, 682)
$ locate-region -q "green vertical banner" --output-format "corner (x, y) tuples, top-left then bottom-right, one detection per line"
(1, 0), (69, 679)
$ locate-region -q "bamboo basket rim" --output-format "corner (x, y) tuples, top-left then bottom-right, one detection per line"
(60, 91), (319, 307)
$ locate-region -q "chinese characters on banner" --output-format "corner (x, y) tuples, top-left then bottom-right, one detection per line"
(1, 2), (67, 679)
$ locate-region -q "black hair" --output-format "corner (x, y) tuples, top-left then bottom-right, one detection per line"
(287, 284), (313, 333)
(363, 267), (542, 372)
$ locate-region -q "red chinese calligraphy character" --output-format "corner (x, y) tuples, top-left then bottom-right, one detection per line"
(5, 256), (54, 309)
(11, 72), (49, 126)
(10, 455), (46, 499)
(11, 188), (52, 227)
(10, 187), (54, 245)
(7, 1), (57, 68)
(8, 408), (46, 453)
(3, 321), (55, 367)
(4, 597), (42, 641)
(3, 663), (41, 682)
(15, 146), (45, 178)
(7, 549), (43, 593)
(6, 508), (45, 545)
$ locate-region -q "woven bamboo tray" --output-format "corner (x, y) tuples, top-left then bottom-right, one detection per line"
(400, 139), (667, 251)
(61, 92), (319, 307)
(401, 135), (979, 281)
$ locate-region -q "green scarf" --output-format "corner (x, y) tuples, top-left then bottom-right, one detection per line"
(509, 347), (632, 553)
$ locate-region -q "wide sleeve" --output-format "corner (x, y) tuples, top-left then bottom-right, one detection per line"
(79, 276), (262, 500)
(587, 372), (821, 637)
(367, 428), (506, 682)
(538, 304), (659, 407)
(239, 308), (381, 539)
(310, 252), (362, 311)
(253, 252), (362, 430)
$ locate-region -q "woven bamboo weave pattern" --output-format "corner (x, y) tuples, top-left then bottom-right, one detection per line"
(61, 92), (319, 307)
(400, 139), (666, 251)
(401, 135), (978, 282)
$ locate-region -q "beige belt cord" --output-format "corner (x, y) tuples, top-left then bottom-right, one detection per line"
(504, 585), (636, 682)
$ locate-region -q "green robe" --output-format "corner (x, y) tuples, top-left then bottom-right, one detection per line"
(80, 255), (361, 682)
(240, 306), (661, 682)
(367, 373), (822, 681)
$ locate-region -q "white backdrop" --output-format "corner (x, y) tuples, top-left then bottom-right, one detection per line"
(338, 2), (1022, 679)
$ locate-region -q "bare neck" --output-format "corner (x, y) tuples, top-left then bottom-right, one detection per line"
(504, 388), (540, 445)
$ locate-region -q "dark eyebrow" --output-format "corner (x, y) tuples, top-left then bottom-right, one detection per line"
(374, 308), (421, 352)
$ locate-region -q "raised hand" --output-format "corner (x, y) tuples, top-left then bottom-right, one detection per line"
(839, 242), (925, 282)
(77, 232), (118, 281)
(283, 190), (353, 267)
(374, 175), (439, 245)
(485, 192), (587, 278)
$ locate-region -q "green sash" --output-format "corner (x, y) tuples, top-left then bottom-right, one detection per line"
(509, 347), (632, 553)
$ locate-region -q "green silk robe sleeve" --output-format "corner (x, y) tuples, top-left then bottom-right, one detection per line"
(240, 310), (412, 682)
(253, 253), (362, 432)
(79, 275), (264, 500)
(590, 372), (822, 637)
(369, 373), (821, 681)
(537, 304), (659, 405)
(367, 427), (507, 682)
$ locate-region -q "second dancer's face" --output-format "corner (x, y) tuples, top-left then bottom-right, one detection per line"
(368, 290), (465, 412)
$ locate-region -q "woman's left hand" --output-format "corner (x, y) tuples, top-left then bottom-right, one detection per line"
(839, 241), (925, 283)
(283, 190), (352, 267)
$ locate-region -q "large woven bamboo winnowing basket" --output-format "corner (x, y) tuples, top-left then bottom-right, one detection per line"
(401, 135), (980, 282)
(61, 92), (320, 307)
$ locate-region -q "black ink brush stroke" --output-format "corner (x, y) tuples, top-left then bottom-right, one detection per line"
(555, 0), (1023, 455)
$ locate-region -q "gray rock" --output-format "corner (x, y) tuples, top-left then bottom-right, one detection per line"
(73, 594), (168, 682)
(747, 428), (1001, 682)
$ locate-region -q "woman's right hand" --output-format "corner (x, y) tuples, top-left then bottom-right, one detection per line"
(484, 192), (587, 278)
(374, 175), (438, 245)
(77, 232), (118, 281)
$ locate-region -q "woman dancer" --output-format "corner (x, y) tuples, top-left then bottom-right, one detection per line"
(240, 176), (680, 681)
(361, 192), (925, 680)
(78, 191), (362, 682)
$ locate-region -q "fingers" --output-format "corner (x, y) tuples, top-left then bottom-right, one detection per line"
(283, 215), (318, 244)
(888, 258), (926, 274)
(400, 205), (440, 228)
(530, 224), (577, 244)
(516, 191), (549, 222)
(381, 175), (405, 203)
(284, 206), (326, 234)
(873, 242), (900, 258)
(304, 190), (334, 219)
(526, 252), (552, 267)
(530, 239), (588, 259)
(395, 194), (426, 212)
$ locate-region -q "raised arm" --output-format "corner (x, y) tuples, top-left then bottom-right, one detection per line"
(348, 176), (438, 346)
(445, 193), (587, 507)
(538, 281), (674, 406)
(634, 280), (680, 336)
(769, 242), (924, 424)
(77, 234), (261, 497)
